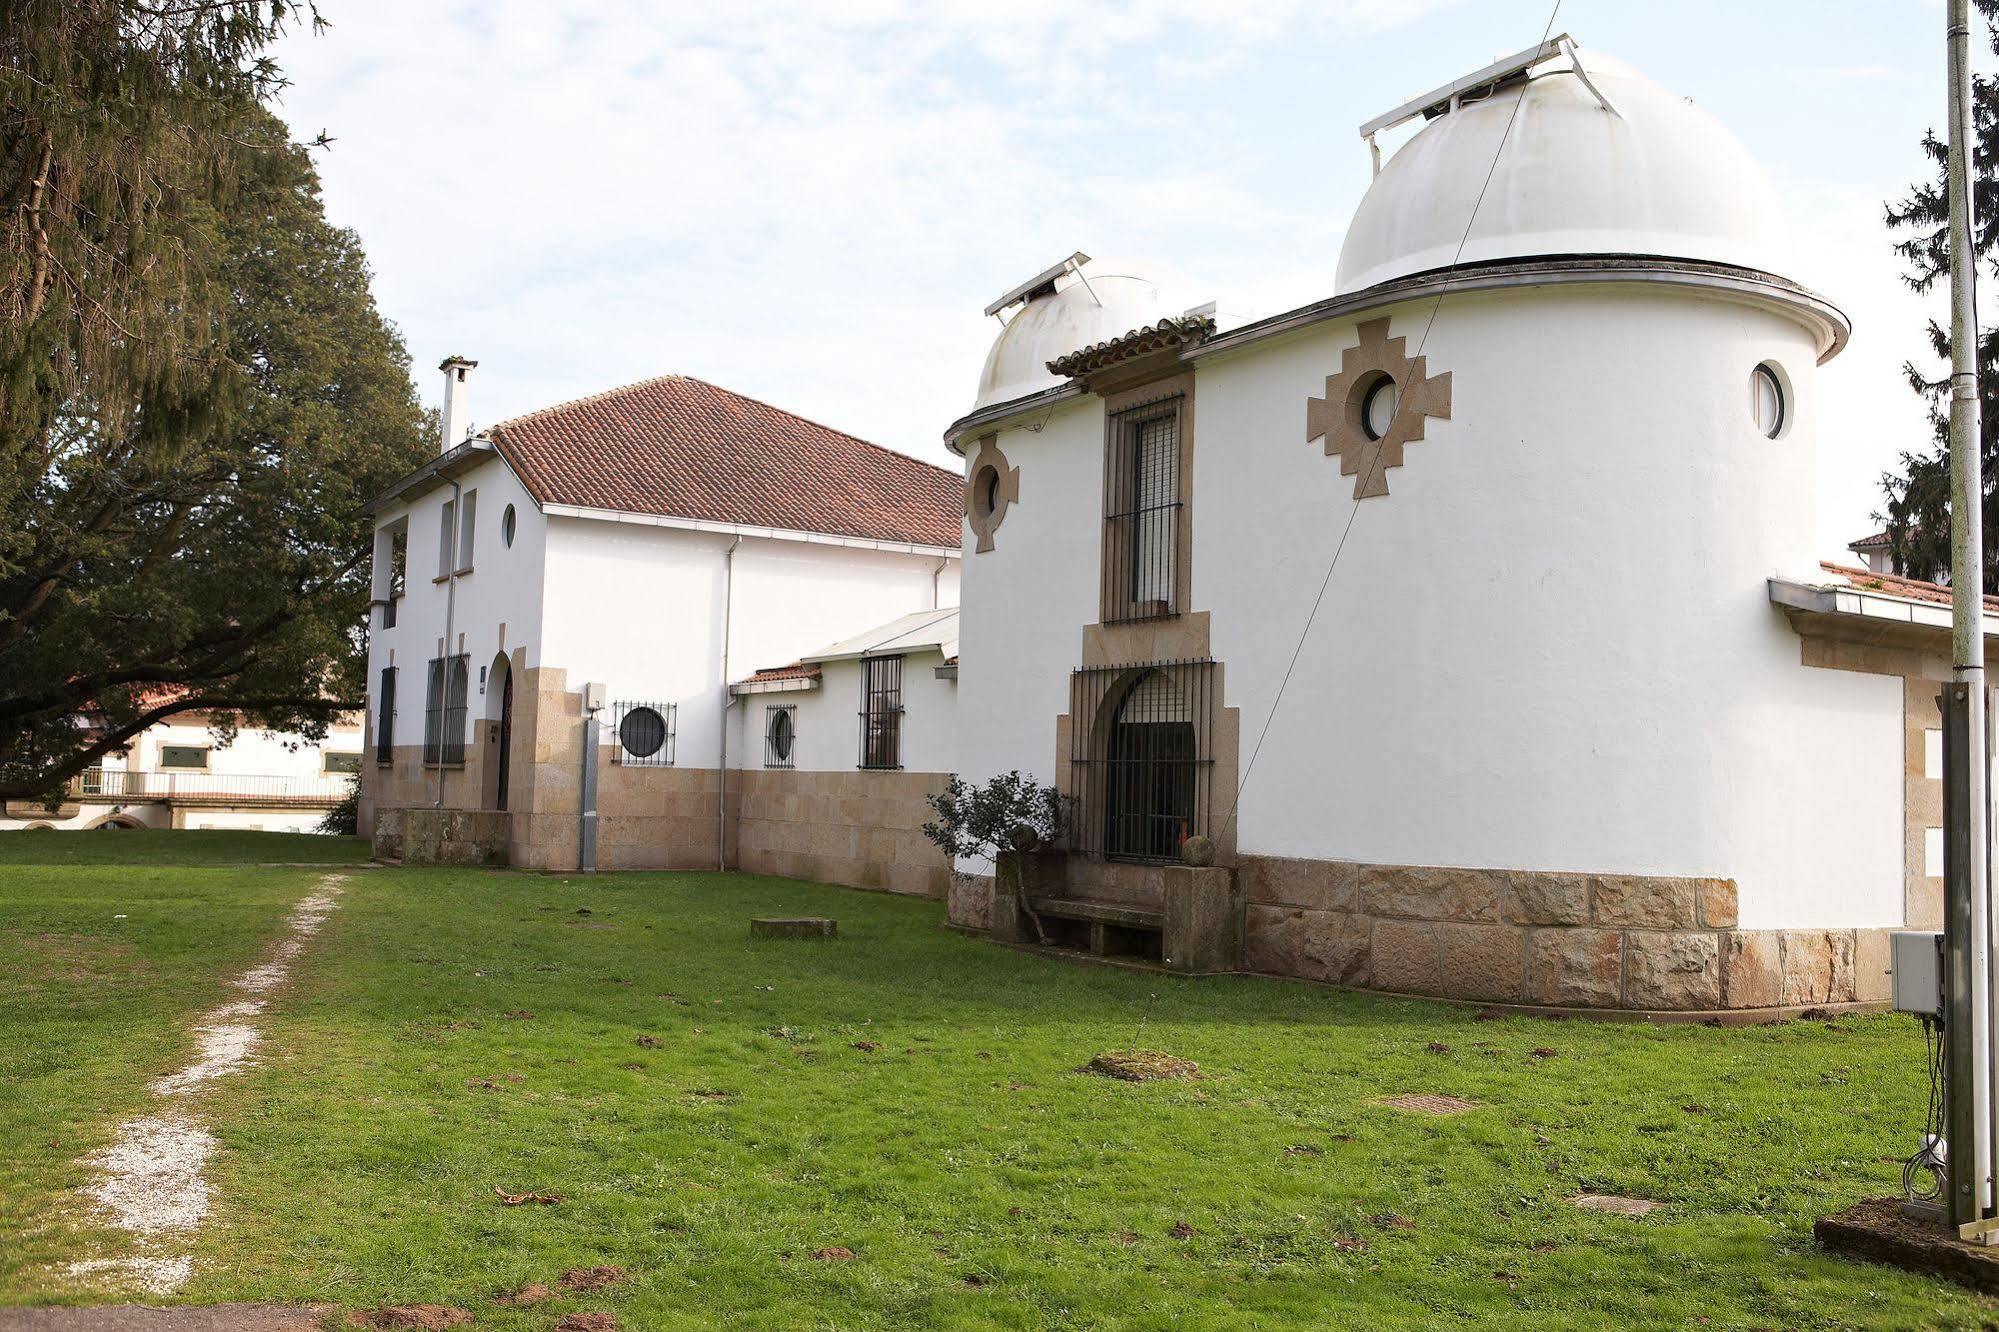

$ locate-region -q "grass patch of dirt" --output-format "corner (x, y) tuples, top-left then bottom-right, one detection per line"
(1082, 1048), (1199, 1081)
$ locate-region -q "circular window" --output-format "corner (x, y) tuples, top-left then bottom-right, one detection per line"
(769, 708), (794, 762)
(501, 504), (517, 547)
(619, 706), (667, 759)
(1361, 376), (1399, 441)
(1752, 363), (1786, 438)
(979, 468), (1001, 518)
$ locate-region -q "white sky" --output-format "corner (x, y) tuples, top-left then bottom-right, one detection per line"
(274, 0), (1953, 562)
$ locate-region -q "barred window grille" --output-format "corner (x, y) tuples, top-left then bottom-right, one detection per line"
(1068, 659), (1216, 862)
(858, 656), (904, 770)
(1102, 396), (1182, 624)
(422, 654), (469, 765)
(765, 703), (797, 769)
(376, 665), (397, 765)
(613, 701), (676, 766)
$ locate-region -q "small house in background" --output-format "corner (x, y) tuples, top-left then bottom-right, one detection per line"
(360, 366), (962, 878)
(0, 704), (363, 832)
(941, 40), (1954, 1016)
(730, 607), (959, 897)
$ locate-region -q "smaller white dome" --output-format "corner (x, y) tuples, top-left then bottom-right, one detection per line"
(974, 259), (1188, 412)
(1336, 53), (1791, 293)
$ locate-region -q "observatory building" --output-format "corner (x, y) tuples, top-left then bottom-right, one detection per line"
(944, 38), (1967, 1014)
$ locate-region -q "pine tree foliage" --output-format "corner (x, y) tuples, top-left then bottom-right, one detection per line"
(0, 4), (432, 797)
(1881, 0), (1999, 586)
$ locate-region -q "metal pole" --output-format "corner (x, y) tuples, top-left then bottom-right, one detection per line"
(579, 702), (599, 874)
(1945, 0), (1993, 1227)
(717, 537), (740, 872)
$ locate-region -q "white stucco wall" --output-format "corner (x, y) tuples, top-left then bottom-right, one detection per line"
(955, 283), (1906, 931)
(365, 454), (549, 747)
(535, 520), (956, 771)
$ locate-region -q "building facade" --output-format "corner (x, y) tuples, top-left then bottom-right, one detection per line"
(1, 711), (363, 833)
(941, 46), (1940, 1016)
(361, 367), (962, 878)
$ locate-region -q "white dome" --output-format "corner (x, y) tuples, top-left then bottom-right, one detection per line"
(974, 259), (1187, 412)
(1336, 53), (1791, 294)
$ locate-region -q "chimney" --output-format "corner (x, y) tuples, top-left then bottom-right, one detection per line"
(439, 355), (478, 454)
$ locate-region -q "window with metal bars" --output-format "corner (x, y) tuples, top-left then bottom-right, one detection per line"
(765, 704), (797, 769)
(612, 701), (676, 766)
(858, 656), (904, 769)
(423, 654), (469, 765)
(1102, 396), (1183, 623)
(375, 666), (397, 764)
(1068, 659), (1216, 862)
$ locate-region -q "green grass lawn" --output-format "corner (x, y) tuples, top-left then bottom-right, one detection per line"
(0, 827), (368, 867)
(0, 833), (1984, 1329)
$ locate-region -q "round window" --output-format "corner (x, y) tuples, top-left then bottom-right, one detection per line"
(1361, 377), (1399, 441)
(501, 504), (517, 547)
(769, 707), (794, 762)
(619, 706), (667, 759)
(979, 467), (1001, 518)
(1752, 364), (1786, 438)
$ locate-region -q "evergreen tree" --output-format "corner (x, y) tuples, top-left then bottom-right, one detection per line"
(1881, 0), (1999, 586)
(0, 5), (431, 796)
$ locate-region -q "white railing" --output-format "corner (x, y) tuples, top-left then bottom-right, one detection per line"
(69, 768), (352, 806)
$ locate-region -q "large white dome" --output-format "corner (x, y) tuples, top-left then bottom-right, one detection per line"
(974, 258), (1187, 411)
(1336, 52), (1791, 294)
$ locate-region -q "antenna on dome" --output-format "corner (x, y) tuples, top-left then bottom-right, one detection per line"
(1357, 32), (1615, 177)
(984, 251), (1096, 320)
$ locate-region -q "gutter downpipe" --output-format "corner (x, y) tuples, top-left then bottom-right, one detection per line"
(1945, 0), (1995, 1230)
(717, 537), (741, 871)
(435, 477), (463, 812)
(932, 558), (949, 609)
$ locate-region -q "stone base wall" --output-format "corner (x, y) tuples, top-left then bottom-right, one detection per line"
(732, 769), (952, 899)
(1240, 855), (1894, 1013)
(374, 806), (510, 866)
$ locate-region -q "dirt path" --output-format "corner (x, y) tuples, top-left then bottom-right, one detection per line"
(63, 874), (349, 1296)
(0, 1305), (325, 1331)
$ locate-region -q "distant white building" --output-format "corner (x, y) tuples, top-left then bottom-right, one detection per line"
(940, 42), (1955, 1015)
(1, 707), (362, 833)
(360, 366), (962, 875)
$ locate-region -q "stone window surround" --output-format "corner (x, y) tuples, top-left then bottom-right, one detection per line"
(1304, 315), (1453, 500)
(1097, 371), (1196, 626)
(963, 433), (1020, 554)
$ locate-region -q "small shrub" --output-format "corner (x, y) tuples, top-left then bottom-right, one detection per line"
(319, 774), (359, 835)
(921, 771), (1063, 863)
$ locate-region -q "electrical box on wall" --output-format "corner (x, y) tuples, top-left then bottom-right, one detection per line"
(581, 682), (606, 714)
(1891, 930), (1943, 1017)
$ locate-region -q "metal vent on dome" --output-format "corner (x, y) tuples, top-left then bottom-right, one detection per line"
(984, 251), (1095, 318)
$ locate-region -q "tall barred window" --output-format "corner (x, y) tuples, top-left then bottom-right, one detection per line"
(858, 656), (903, 769)
(423, 654), (469, 765)
(1102, 396), (1183, 623)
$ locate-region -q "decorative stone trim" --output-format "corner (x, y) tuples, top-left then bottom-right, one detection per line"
(963, 433), (1019, 555)
(1305, 316), (1452, 499)
(1237, 854), (1891, 1013)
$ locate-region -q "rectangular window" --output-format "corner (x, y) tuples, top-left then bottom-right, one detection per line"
(1068, 659), (1217, 863)
(858, 657), (904, 769)
(1102, 397), (1183, 623)
(375, 522), (408, 629)
(376, 665), (397, 764)
(322, 751), (363, 775)
(423, 654), (469, 765)
(765, 704), (797, 769)
(160, 744), (210, 771)
(457, 489), (477, 571)
(437, 498), (457, 578)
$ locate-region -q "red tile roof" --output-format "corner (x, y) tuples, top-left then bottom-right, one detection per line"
(1819, 561), (1999, 613)
(1847, 530), (1890, 550)
(739, 663), (821, 685)
(489, 375), (962, 548)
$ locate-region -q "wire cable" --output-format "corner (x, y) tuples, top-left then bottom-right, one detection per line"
(1219, 0), (1565, 841)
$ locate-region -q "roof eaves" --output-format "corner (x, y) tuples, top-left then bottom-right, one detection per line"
(362, 439), (500, 515)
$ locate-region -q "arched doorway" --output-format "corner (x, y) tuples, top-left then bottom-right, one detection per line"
(1103, 668), (1198, 861)
(484, 655), (514, 812)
